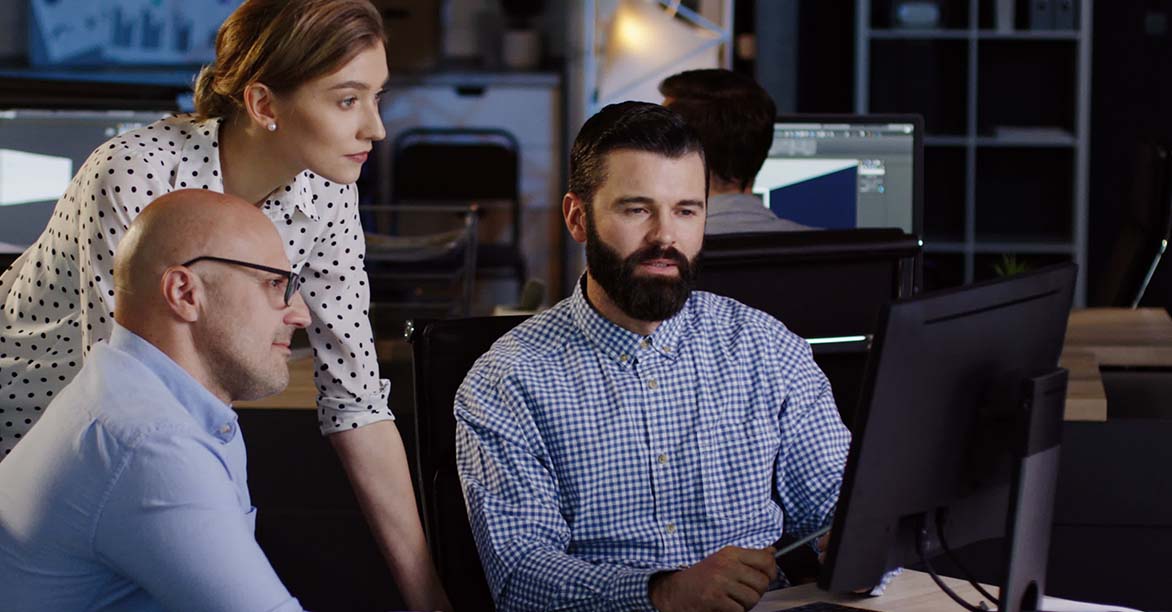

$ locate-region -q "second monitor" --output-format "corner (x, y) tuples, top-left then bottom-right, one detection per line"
(755, 114), (922, 235)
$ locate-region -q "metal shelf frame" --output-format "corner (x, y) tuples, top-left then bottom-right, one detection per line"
(856, 0), (1092, 305)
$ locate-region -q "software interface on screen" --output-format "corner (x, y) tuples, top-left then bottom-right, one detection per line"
(754, 121), (917, 233)
(0, 109), (171, 253)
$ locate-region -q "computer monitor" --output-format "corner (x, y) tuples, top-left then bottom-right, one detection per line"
(755, 114), (922, 235)
(821, 263), (1076, 612)
(0, 109), (171, 254)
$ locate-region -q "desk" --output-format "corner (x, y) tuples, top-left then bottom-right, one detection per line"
(244, 309), (1172, 419)
(1060, 307), (1172, 421)
(235, 357), (318, 409)
(234, 340), (410, 410)
(231, 340), (417, 610)
(751, 570), (1135, 612)
(751, 571), (983, 612)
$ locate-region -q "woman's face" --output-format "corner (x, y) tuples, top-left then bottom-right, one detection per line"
(275, 42), (388, 184)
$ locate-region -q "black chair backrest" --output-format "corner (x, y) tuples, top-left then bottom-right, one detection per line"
(392, 127), (521, 248)
(409, 315), (530, 611)
(697, 228), (921, 427)
(699, 228), (920, 338)
(1098, 142), (1172, 307)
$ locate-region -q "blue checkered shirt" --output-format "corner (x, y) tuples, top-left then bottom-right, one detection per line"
(455, 279), (851, 611)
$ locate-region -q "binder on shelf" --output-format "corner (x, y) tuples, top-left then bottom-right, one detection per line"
(996, 0), (1016, 31)
(1054, 0), (1077, 29)
(1030, 0), (1055, 30)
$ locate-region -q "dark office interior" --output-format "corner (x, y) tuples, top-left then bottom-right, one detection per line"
(0, 1), (1169, 611)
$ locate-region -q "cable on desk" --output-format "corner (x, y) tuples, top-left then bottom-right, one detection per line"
(916, 525), (992, 612)
(935, 508), (1001, 605)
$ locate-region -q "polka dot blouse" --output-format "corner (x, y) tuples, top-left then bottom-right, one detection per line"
(0, 114), (392, 457)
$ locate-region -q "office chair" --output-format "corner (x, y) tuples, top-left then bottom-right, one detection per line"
(697, 228), (921, 428)
(362, 204), (479, 341)
(1097, 142), (1172, 308)
(408, 315), (530, 611)
(392, 128), (527, 294)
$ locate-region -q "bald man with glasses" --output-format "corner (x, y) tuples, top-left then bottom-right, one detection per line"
(0, 189), (313, 611)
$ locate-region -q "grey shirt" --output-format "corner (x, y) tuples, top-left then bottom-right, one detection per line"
(705, 192), (813, 235)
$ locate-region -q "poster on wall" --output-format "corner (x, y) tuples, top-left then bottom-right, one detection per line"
(28, 0), (239, 66)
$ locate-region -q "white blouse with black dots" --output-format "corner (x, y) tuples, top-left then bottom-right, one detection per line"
(0, 114), (393, 457)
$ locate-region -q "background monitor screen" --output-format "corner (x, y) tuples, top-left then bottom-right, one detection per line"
(0, 109), (171, 254)
(755, 115), (922, 235)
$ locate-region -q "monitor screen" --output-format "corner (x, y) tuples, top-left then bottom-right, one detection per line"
(755, 115), (922, 235)
(0, 109), (171, 254)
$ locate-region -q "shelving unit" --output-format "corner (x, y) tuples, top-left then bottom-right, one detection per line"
(855, 0), (1092, 304)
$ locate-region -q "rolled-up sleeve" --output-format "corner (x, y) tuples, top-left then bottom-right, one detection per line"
(299, 184), (393, 434)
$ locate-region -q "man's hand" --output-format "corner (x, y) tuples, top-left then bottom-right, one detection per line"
(649, 546), (777, 612)
(817, 531), (832, 564)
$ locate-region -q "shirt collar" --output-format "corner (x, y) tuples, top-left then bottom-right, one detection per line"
(569, 275), (688, 365)
(108, 323), (239, 443)
(175, 116), (320, 222)
(262, 170), (320, 223)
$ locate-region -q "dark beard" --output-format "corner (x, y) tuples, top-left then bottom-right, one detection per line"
(585, 221), (697, 322)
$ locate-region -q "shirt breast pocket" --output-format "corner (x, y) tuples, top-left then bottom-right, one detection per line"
(699, 414), (781, 520)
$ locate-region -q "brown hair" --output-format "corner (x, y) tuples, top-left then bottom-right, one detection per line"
(193, 0), (386, 120)
(569, 102), (706, 215)
(659, 69), (776, 191)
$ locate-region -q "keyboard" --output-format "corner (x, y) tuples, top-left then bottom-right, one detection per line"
(778, 603), (874, 612)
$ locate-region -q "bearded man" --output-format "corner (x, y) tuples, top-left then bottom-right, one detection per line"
(454, 102), (852, 612)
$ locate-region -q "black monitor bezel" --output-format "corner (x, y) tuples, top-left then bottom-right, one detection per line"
(819, 262), (1077, 594)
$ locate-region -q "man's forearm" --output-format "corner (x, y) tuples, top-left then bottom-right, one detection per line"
(330, 420), (451, 611)
(495, 546), (659, 611)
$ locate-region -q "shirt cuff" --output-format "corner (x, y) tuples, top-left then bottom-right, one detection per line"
(317, 378), (394, 435)
(607, 566), (660, 611)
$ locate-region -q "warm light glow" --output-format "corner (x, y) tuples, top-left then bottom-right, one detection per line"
(598, 0), (724, 106)
(614, 5), (651, 54)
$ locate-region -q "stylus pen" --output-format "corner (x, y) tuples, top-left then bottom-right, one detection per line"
(773, 525), (832, 559)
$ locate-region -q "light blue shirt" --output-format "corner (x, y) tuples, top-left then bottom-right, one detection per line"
(456, 279), (851, 610)
(0, 324), (303, 612)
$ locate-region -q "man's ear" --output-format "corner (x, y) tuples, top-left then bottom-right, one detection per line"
(241, 82), (278, 131)
(563, 192), (589, 245)
(160, 267), (202, 323)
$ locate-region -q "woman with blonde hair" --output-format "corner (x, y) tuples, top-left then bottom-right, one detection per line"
(0, 0), (449, 608)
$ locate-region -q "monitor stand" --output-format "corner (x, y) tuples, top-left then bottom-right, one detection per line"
(913, 368), (1068, 612)
(999, 368), (1068, 612)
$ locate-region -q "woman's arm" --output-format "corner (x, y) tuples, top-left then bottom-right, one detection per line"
(330, 421), (450, 610)
(298, 183), (450, 610)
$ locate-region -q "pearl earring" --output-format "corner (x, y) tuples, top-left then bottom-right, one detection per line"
(266, 122), (277, 132)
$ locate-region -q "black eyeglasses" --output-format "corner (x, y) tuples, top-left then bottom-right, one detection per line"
(181, 256), (302, 306)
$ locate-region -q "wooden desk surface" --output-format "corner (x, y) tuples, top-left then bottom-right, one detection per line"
(752, 569), (1135, 612)
(234, 340), (410, 410)
(751, 570), (986, 612)
(235, 356), (319, 410)
(238, 309), (1172, 419)
(1060, 307), (1172, 422)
